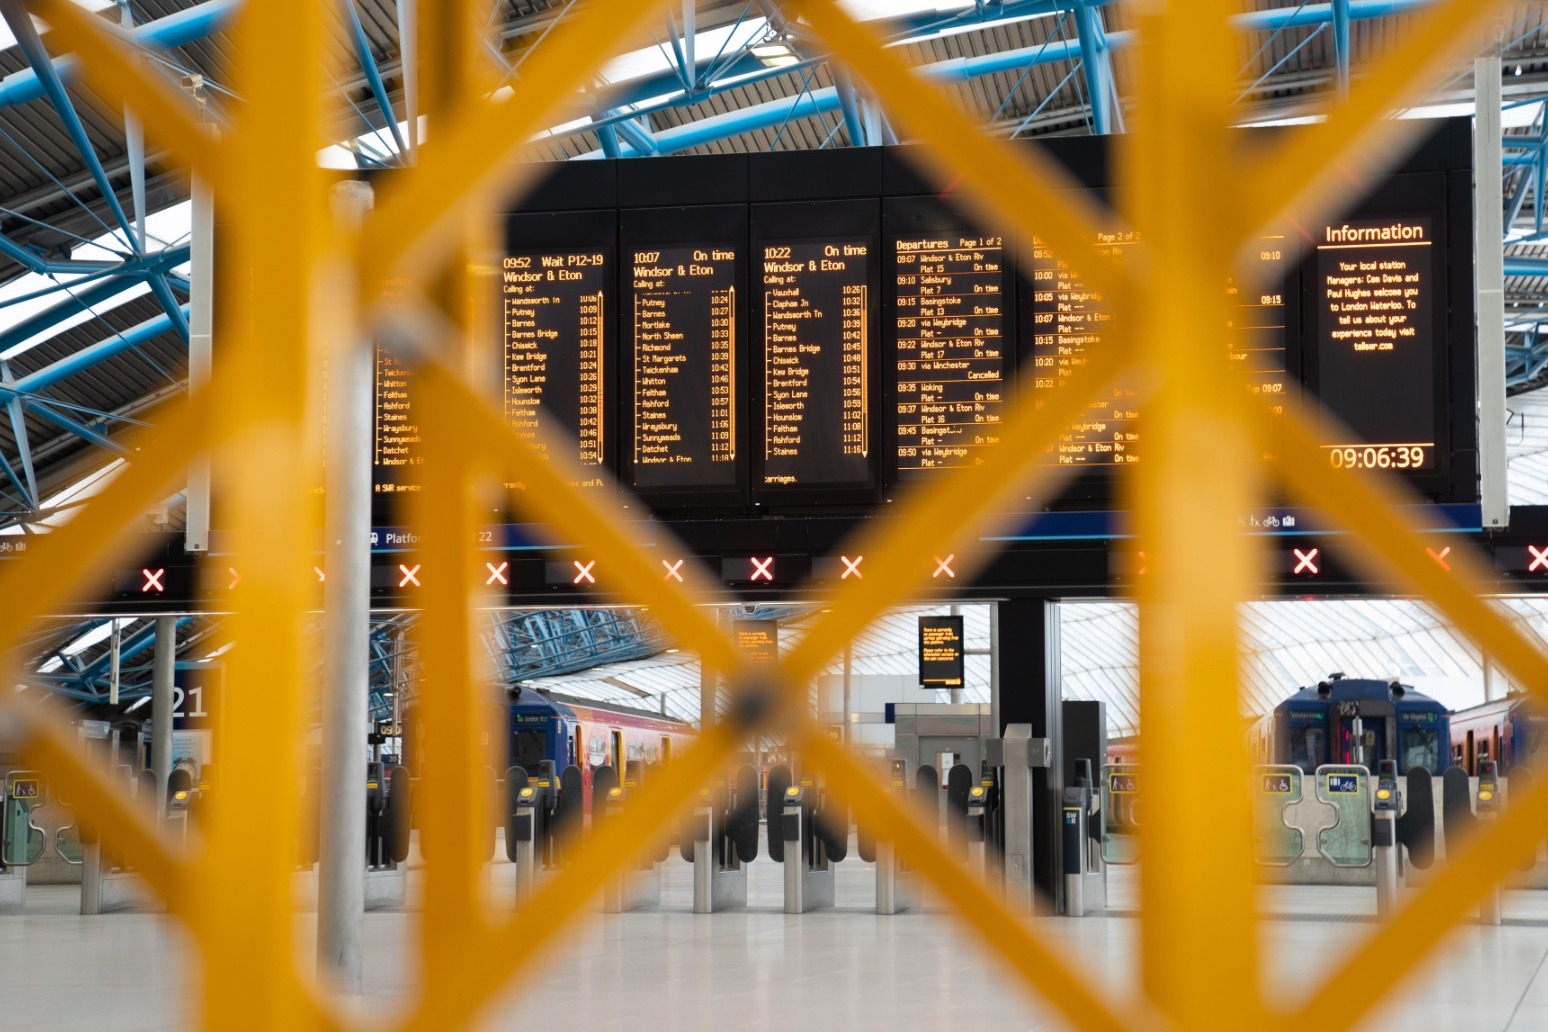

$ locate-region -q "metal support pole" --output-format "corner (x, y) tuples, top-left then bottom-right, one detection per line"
(1477, 52), (1509, 530)
(948, 604), (962, 705)
(842, 644), (852, 745)
(316, 181), (374, 993)
(108, 619), (121, 707)
(150, 616), (175, 816)
(185, 142), (215, 553)
(397, 0), (419, 161)
(1331, 0), (1352, 98)
(1074, 3), (1110, 134)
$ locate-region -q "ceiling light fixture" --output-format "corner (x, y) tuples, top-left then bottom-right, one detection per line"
(752, 40), (800, 68)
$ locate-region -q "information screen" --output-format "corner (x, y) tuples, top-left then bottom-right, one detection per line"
(372, 276), (423, 499)
(894, 232), (1009, 476)
(626, 243), (740, 491)
(918, 615), (965, 688)
(1027, 207), (1289, 470)
(373, 346), (423, 493)
(1313, 216), (1436, 472)
(757, 239), (873, 488)
(501, 246), (609, 488)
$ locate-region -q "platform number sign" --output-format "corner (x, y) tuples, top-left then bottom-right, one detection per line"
(1325, 773), (1361, 794)
(168, 663), (222, 732)
(1261, 774), (1293, 794)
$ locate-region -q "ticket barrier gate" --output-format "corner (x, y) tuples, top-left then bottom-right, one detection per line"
(596, 763), (666, 913)
(361, 762), (409, 909)
(1061, 760), (1106, 917)
(1099, 764), (1140, 870)
(682, 765), (759, 914)
(507, 762), (578, 906)
(80, 766), (162, 915)
(858, 760), (916, 914)
(1443, 762), (1505, 924)
(1253, 763), (1434, 910)
(771, 766), (844, 914)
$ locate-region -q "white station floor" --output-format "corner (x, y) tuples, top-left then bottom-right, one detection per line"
(6, 853), (1548, 1031)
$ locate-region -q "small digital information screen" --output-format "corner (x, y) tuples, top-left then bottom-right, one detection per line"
(1313, 216), (1436, 472)
(626, 243), (740, 490)
(918, 615), (965, 688)
(734, 619), (779, 665)
(894, 231), (1009, 477)
(757, 240), (872, 487)
(501, 217), (612, 489)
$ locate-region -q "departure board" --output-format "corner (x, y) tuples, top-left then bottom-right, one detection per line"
(501, 248), (609, 488)
(893, 232), (1009, 476)
(1028, 217), (1288, 468)
(626, 243), (739, 490)
(757, 240), (873, 489)
(1313, 217), (1436, 471)
(372, 277), (423, 497)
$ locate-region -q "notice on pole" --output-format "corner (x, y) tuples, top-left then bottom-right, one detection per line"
(918, 615), (965, 688)
(734, 619), (779, 666)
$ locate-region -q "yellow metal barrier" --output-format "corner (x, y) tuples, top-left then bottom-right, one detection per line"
(0, 1), (1535, 1029)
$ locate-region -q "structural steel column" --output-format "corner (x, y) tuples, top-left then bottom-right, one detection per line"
(996, 598), (1062, 913)
(316, 181), (374, 992)
(1477, 51), (1509, 530)
(150, 615), (175, 815)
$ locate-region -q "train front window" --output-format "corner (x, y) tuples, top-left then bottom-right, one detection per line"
(512, 730), (546, 774)
(1290, 727), (1326, 773)
(1400, 728), (1439, 774)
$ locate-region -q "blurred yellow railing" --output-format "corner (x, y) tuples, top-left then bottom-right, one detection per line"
(0, 1), (1539, 1029)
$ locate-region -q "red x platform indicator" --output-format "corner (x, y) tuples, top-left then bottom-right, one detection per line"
(1530, 544), (1548, 573)
(485, 562), (509, 586)
(573, 560), (596, 585)
(1292, 548), (1319, 575)
(141, 568), (165, 593)
(1426, 546), (1451, 572)
(398, 564), (421, 588)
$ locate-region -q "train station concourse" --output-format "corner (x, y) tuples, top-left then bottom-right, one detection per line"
(10, 1), (1548, 1030)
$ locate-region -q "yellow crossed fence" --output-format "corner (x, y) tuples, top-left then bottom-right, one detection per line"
(0, 0), (1538, 1029)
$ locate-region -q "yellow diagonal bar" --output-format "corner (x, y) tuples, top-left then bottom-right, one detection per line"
(782, 318), (1137, 687)
(0, 393), (205, 656)
(798, 729), (1153, 1032)
(30, 0), (231, 189)
(1236, 0), (1508, 251)
(360, 0), (672, 300)
(394, 721), (748, 1032)
(1122, 1), (1268, 1025)
(1254, 397), (1548, 697)
(19, 713), (192, 911)
(195, 0), (331, 1026)
(413, 361), (739, 671)
(786, 0), (1131, 305)
(1274, 770), (1548, 1032)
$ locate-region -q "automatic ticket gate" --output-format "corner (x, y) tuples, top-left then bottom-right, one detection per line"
(859, 759), (916, 914)
(1253, 762), (1435, 912)
(684, 766), (758, 914)
(770, 766), (846, 914)
(596, 763), (665, 913)
(1061, 760), (1105, 916)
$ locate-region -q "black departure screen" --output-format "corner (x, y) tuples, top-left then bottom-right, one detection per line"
(627, 243), (739, 490)
(1314, 217), (1436, 472)
(501, 247), (609, 488)
(1028, 212), (1289, 468)
(373, 277), (423, 498)
(894, 232), (1009, 475)
(758, 240), (872, 488)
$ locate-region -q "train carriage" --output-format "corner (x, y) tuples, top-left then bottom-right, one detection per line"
(1255, 673), (1449, 775)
